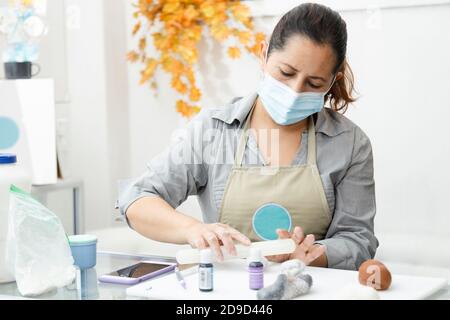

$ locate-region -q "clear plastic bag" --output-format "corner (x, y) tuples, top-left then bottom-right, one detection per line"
(6, 185), (76, 297)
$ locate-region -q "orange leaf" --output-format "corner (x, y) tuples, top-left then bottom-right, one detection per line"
(177, 45), (198, 64)
(153, 33), (164, 49)
(144, 58), (158, 75)
(127, 51), (139, 62)
(139, 72), (151, 85)
(200, 2), (215, 19)
(237, 30), (252, 45)
(189, 87), (202, 102)
(247, 45), (260, 56)
(171, 77), (188, 94)
(163, 2), (180, 14)
(211, 24), (231, 41)
(231, 3), (250, 23)
(176, 100), (200, 118)
(184, 5), (199, 21)
(132, 22), (141, 36)
(139, 58), (158, 85)
(185, 69), (195, 85)
(139, 37), (147, 51)
(255, 32), (267, 44)
(243, 18), (254, 30)
(228, 46), (241, 59)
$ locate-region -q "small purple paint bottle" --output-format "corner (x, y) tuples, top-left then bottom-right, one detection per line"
(248, 248), (264, 290)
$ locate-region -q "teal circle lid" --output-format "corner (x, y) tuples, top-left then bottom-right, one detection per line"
(68, 234), (97, 245)
(252, 203), (292, 241)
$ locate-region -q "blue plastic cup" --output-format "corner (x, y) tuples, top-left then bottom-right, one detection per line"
(68, 235), (98, 270)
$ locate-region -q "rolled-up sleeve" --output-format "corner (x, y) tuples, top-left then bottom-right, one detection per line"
(117, 110), (209, 221)
(316, 127), (379, 270)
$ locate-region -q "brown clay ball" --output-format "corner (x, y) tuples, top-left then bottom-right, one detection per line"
(358, 259), (392, 291)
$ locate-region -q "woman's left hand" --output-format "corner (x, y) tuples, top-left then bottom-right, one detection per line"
(266, 226), (326, 265)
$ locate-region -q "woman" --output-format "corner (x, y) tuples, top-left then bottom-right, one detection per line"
(119, 3), (378, 270)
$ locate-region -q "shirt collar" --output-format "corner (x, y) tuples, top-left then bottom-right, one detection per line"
(211, 92), (351, 137)
(211, 93), (258, 126)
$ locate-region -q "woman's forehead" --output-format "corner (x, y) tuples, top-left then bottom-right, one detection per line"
(270, 35), (337, 77)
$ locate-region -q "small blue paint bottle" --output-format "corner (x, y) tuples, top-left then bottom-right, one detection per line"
(199, 249), (213, 292)
(248, 248), (264, 290)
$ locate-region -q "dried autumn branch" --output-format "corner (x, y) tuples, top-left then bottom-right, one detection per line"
(128, 0), (266, 118)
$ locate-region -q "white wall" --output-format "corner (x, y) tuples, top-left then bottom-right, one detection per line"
(125, 2), (450, 237)
(64, 0), (129, 231)
(342, 4), (450, 237)
(64, 0), (110, 230)
(103, 0), (131, 226)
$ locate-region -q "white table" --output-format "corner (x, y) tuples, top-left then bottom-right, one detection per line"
(127, 258), (449, 300)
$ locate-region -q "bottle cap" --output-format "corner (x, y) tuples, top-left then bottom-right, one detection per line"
(249, 248), (262, 263)
(199, 249), (213, 264)
(0, 153), (17, 164)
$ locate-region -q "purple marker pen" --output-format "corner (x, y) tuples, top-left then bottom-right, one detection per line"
(248, 248), (264, 290)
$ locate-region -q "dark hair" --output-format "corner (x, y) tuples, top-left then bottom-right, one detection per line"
(268, 3), (356, 112)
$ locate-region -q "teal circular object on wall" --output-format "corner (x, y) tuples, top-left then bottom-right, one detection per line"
(252, 203), (292, 241)
(0, 117), (20, 149)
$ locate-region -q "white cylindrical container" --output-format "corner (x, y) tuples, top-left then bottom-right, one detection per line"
(0, 153), (32, 283)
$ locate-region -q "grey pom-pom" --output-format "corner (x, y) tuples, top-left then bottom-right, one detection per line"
(257, 273), (313, 300)
(257, 274), (287, 300)
(281, 274), (312, 300)
(298, 274), (313, 287)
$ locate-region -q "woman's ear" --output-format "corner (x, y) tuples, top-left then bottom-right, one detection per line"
(259, 40), (268, 70)
(335, 71), (344, 82)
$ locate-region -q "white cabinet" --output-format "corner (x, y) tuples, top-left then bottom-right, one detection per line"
(0, 79), (57, 185)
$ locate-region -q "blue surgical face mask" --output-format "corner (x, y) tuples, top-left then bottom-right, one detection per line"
(257, 46), (336, 126)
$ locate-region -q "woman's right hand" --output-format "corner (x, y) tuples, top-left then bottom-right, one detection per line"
(184, 222), (251, 262)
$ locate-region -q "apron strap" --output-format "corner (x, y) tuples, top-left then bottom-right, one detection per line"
(235, 105), (255, 167)
(306, 116), (317, 166)
(235, 105), (318, 167)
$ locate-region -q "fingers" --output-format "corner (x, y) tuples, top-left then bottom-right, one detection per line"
(203, 231), (224, 262)
(298, 234), (315, 254)
(266, 229), (292, 263)
(298, 234), (327, 265)
(267, 230), (325, 266)
(195, 224), (252, 262)
(189, 236), (207, 249)
(227, 228), (251, 246)
(266, 255), (285, 263)
(288, 233), (322, 265)
(307, 244), (326, 263)
(216, 224), (251, 246)
(277, 229), (291, 239)
(215, 227), (237, 256)
(266, 254), (289, 263)
(292, 226), (304, 245)
(277, 227), (304, 245)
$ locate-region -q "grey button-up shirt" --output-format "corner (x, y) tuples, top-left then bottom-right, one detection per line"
(118, 92), (379, 271)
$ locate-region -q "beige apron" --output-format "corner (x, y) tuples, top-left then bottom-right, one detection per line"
(219, 106), (332, 241)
